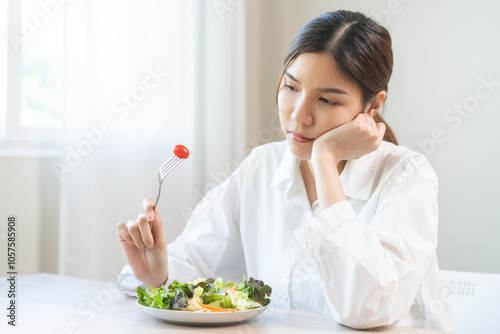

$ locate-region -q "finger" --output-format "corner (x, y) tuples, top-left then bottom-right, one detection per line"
(365, 112), (375, 123)
(376, 122), (386, 141)
(127, 219), (147, 250)
(352, 112), (365, 122)
(137, 213), (155, 249)
(143, 197), (155, 221)
(359, 113), (370, 128)
(353, 113), (370, 130)
(117, 221), (134, 245)
(358, 112), (372, 125)
(151, 208), (168, 246)
(366, 114), (378, 129)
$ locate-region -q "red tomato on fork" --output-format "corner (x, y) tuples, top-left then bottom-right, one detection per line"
(174, 145), (190, 159)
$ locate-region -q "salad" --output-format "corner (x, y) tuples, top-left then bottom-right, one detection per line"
(136, 277), (272, 312)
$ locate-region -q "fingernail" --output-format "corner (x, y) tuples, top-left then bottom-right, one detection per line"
(147, 212), (154, 221)
(147, 243), (154, 249)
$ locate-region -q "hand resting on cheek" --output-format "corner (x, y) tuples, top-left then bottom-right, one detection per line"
(311, 112), (386, 163)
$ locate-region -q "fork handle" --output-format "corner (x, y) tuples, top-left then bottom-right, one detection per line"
(153, 186), (161, 212)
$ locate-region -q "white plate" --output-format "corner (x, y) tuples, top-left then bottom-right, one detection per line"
(137, 300), (269, 325)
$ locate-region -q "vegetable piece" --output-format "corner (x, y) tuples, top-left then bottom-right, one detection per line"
(173, 145), (190, 159)
(171, 290), (188, 309)
(247, 277), (272, 306)
(199, 303), (236, 312)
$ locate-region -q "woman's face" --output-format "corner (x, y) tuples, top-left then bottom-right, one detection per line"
(277, 52), (366, 161)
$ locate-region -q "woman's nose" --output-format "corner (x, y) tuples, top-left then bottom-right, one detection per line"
(291, 95), (313, 126)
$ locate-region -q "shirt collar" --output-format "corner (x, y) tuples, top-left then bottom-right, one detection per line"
(270, 142), (382, 201)
(270, 145), (309, 211)
(270, 145), (298, 188)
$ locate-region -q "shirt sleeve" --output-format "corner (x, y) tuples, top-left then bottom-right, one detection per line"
(293, 154), (439, 329)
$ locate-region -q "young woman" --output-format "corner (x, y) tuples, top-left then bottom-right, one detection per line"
(116, 10), (453, 332)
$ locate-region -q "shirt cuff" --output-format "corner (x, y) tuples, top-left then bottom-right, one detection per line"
(294, 200), (357, 250)
(115, 264), (145, 298)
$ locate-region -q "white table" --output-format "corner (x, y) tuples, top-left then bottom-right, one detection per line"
(0, 273), (447, 333)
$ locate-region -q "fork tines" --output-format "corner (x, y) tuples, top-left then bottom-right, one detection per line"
(160, 156), (183, 180)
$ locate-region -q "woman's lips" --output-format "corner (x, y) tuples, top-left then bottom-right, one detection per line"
(288, 131), (314, 143)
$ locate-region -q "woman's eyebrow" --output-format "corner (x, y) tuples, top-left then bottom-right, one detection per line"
(284, 71), (348, 95)
(318, 87), (348, 95)
(285, 71), (300, 83)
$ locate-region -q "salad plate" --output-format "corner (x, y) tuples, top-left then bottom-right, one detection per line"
(135, 276), (272, 326)
(137, 300), (269, 325)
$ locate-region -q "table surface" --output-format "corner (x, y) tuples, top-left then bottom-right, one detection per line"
(0, 273), (447, 334)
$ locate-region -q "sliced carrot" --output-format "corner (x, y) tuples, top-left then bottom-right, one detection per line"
(224, 286), (237, 293)
(199, 303), (236, 312)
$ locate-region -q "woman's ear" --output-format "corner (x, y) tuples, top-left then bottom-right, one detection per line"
(366, 91), (387, 117)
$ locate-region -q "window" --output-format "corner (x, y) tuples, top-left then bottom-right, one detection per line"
(1, 0), (63, 155)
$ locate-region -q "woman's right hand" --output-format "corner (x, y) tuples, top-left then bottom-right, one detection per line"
(312, 112), (386, 163)
(116, 198), (169, 288)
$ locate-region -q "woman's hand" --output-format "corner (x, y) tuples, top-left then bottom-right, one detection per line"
(116, 198), (169, 287)
(312, 112), (386, 164)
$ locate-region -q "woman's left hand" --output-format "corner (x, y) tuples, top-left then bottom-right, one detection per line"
(311, 112), (386, 164)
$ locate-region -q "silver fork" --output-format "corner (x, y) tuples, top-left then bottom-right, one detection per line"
(153, 145), (189, 211)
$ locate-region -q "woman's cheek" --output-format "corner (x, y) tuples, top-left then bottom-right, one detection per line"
(278, 92), (294, 117)
(278, 111), (288, 136)
(277, 91), (286, 111)
(277, 94), (289, 122)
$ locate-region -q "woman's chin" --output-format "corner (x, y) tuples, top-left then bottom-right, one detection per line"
(288, 142), (312, 161)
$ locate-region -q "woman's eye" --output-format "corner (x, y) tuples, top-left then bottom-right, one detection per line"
(319, 97), (337, 105)
(285, 84), (297, 92)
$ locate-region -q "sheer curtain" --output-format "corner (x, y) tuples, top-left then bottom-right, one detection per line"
(58, 0), (248, 281)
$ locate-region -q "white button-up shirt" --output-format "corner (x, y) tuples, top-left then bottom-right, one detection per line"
(118, 140), (453, 332)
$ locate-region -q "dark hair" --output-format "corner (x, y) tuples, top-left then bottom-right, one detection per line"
(276, 10), (398, 145)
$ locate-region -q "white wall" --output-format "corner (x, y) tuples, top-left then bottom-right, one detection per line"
(0, 156), (59, 275)
(251, 0), (500, 273)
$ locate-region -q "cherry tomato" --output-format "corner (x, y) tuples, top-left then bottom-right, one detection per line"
(173, 145), (190, 159)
